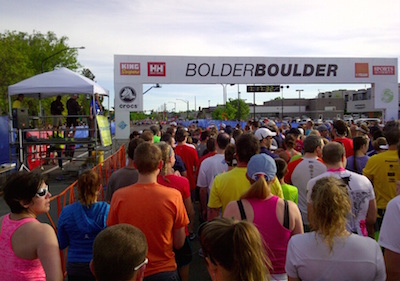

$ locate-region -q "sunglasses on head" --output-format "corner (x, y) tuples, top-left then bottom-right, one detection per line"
(36, 185), (49, 198)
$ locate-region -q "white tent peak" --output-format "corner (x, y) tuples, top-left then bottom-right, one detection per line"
(8, 67), (108, 97)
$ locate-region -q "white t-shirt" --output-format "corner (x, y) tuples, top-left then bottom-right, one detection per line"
(307, 170), (375, 236)
(197, 154), (228, 192)
(379, 195), (400, 254)
(286, 232), (386, 281)
(289, 158), (327, 225)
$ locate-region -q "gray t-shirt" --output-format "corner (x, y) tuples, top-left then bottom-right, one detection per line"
(106, 167), (139, 202)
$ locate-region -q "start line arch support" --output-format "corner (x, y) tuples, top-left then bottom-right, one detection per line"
(114, 55), (398, 139)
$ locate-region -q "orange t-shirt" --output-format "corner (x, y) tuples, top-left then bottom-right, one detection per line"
(107, 182), (189, 277)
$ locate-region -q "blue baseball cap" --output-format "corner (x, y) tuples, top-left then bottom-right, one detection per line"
(246, 154), (277, 182)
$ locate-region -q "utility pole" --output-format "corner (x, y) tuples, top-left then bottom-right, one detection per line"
(280, 85), (290, 121)
(296, 89), (304, 117)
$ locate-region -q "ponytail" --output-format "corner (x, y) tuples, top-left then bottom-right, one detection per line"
(199, 218), (270, 281)
(241, 175), (272, 200)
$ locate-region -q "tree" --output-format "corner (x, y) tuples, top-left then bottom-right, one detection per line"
(0, 30), (81, 115)
(211, 98), (250, 121)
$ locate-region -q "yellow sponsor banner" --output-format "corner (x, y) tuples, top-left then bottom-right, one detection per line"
(96, 115), (112, 146)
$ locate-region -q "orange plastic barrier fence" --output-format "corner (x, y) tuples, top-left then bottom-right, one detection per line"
(45, 144), (126, 273)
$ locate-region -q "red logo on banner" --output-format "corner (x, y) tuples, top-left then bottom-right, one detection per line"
(120, 63), (140, 75)
(355, 63), (369, 78)
(148, 62), (166, 76)
(373, 66), (395, 75)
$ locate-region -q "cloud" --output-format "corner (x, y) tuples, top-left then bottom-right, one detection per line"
(1, 0), (399, 111)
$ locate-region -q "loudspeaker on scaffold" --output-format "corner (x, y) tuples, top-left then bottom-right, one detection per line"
(12, 108), (29, 129)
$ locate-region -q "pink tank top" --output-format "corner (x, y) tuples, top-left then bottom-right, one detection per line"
(0, 214), (46, 280)
(247, 196), (291, 274)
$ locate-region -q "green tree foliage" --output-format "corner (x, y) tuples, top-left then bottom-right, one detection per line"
(130, 112), (148, 120)
(211, 98), (250, 121)
(0, 30), (81, 115)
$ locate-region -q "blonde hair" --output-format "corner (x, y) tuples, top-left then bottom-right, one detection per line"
(241, 176), (272, 200)
(77, 170), (101, 207)
(200, 218), (270, 281)
(156, 141), (173, 182)
(310, 176), (351, 251)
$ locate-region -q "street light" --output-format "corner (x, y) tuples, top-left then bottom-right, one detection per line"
(296, 89), (304, 117)
(221, 84), (235, 105)
(143, 83), (162, 95)
(280, 85), (289, 121)
(177, 99), (189, 119)
(168, 101), (176, 112)
(237, 84), (241, 121)
(41, 46), (85, 73)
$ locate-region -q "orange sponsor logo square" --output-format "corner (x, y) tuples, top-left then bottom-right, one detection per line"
(355, 63), (369, 78)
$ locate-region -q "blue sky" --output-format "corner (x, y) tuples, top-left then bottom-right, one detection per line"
(1, 0), (399, 112)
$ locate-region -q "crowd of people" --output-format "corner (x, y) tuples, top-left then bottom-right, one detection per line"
(1, 117), (400, 280)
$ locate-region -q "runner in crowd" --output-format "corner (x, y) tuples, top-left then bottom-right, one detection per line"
(284, 135), (327, 231)
(91, 224), (148, 281)
(57, 170), (109, 281)
(197, 133), (230, 222)
(174, 128), (199, 198)
(278, 134), (301, 163)
(224, 143), (236, 171)
(378, 142), (400, 281)
(107, 142), (188, 281)
(286, 176), (386, 281)
(106, 138), (144, 203)
(196, 130), (211, 158)
(223, 154), (303, 280)
(156, 141), (195, 281)
(332, 119), (354, 158)
(160, 132), (187, 177)
(363, 120), (400, 234)
(0, 171), (63, 281)
(254, 127), (279, 159)
(345, 135), (370, 174)
(207, 133), (260, 220)
(199, 217), (271, 281)
(367, 136), (388, 156)
(307, 142), (376, 238)
(275, 158), (298, 204)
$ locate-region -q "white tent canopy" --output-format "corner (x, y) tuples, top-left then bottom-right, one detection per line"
(8, 67), (108, 97)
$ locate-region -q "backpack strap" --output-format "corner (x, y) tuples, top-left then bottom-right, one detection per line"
(283, 200), (289, 229)
(237, 200), (247, 220)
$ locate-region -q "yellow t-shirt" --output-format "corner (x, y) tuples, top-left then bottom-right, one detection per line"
(208, 167), (250, 214)
(12, 100), (22, 109)
(271, 177), (284, 199)
(363, 150), (400, 210)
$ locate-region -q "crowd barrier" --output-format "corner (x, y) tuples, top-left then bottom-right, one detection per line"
(45, 144), (126, 273)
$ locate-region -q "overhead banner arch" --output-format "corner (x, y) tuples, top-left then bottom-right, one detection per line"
(114, 55), (398, 139)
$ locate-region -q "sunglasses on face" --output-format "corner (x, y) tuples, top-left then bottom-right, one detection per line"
(36, 185), (49, 198)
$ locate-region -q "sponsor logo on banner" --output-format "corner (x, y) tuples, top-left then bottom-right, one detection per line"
(119, 87), (137, 102)
(373, 66), (395, 75)
(118, 87), (138, 109)
(118, 121), (128, 130)
(120, 63), (140, 75)
(148, 62), (166, 76)
(355, 63), (369, 78)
